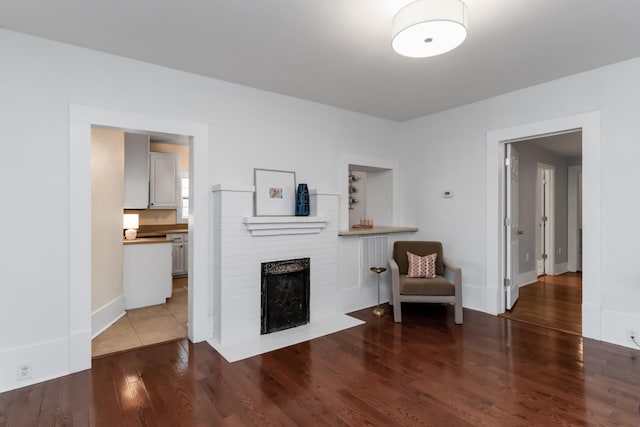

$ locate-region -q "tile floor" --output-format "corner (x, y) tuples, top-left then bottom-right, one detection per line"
(92, 277), (188, 357)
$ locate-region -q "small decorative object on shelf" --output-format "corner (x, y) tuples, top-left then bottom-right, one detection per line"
(353, 218), (373, 229)
(295, 183), (310, 216)
(348, 172), (361, 209)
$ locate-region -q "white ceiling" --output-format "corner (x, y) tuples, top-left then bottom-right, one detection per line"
(516, 131), (583, 159)
(1, 1), (640, 122)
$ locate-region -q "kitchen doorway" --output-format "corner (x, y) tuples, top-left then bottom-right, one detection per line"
(90, 128), (192, 357)
(68, 106), (210, 375)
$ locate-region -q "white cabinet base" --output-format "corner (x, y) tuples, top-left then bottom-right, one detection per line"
(168, 233), (188, 276)
(123, 243), (172, 310)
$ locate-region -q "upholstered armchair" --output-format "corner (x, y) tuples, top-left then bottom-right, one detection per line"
(389, 241), (462, 324)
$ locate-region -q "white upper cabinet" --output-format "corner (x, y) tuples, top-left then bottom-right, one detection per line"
(123, 133), (150, 209)
(149, 152), (178, 209)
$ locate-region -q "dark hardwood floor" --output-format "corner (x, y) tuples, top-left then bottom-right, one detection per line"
(500, 272), (582, 335)
(2, 302), (640, 426)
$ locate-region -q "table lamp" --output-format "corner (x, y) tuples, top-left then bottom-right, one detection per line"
(123, 214), (139, 240)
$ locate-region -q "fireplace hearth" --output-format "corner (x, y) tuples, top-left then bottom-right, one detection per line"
(261, 258), (310, 334)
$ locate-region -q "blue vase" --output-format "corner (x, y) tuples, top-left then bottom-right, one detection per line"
(295, 183), (310, 216)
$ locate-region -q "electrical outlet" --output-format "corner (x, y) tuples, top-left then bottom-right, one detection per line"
(627, 329), (637, 343)
(17, 362), (32, 380)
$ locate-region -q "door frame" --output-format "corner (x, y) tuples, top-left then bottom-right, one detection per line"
(567, 165), (582, 272)
(536, 163), (555, 275)
(69, 105), (210, 374)
(485, 111), (601, 340)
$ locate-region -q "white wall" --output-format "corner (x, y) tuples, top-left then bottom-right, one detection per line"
(0, 29), (401, 392)
(402, 55), (640, 347)
(365, 169), (393, 227)
(91, 128), (125, 312)
(90, 127), (127, 338)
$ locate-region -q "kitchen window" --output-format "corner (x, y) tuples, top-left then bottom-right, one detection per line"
(177, 171), (189, 223)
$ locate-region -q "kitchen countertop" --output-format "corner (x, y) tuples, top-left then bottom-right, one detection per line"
(338, 226), (418, 236)
(136, 229), (188, 238)
(158, 229), (188, 234)
(123, 237), (173, 245)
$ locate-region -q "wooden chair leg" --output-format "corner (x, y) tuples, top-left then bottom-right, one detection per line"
(454, 303), (463, 324)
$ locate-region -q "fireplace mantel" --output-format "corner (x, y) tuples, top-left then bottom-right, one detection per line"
(243, 216), (329, 236)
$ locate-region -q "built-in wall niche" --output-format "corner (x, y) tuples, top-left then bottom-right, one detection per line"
(348, 164), (393, 228)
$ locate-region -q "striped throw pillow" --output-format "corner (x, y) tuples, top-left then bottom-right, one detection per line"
(406, 251), (437, 278)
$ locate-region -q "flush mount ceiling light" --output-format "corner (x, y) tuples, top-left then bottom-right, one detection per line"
(392, 0), (468, 58)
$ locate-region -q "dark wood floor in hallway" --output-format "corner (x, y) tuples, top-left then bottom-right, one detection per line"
(500, 272), (582, 335)
(2, 302), (639, 426)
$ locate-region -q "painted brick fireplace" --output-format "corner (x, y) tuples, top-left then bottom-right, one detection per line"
(210, 185), (362, 361)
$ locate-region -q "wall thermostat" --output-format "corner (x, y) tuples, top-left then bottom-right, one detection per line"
(442, 191), (453, 198)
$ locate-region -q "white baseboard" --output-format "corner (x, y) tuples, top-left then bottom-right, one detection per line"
(461, 284), (483, 312)
(91, 295), (125, 338)
(601, 309), (640, 349)
(69, 328), (92, 374)
(552, 262), (569, 276)
(338, 282), (390, 314)
(485, 284), (501, 315)
(582, 302), (601, 340)
(0, 337), (70, 393)
(518, 270), (538, 287)
(339, 282), (483, 314)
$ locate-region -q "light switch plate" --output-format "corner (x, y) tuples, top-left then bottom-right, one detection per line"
(442, 191), (453, 198)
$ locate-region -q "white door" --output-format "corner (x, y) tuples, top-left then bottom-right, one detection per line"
(505, 144), (520, 310)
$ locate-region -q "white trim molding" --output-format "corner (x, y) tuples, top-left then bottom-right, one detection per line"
(518, 270), (538, 288)
(553, 262), (569, 276)
(91, 295), (125, 338)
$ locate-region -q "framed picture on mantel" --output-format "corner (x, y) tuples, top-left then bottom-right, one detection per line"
(254, 168), (296, 216)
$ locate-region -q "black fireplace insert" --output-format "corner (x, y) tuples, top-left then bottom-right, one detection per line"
(261, 258), (310, 334)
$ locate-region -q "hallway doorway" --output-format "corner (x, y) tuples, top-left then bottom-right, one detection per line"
(486, 111), (600, 341)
